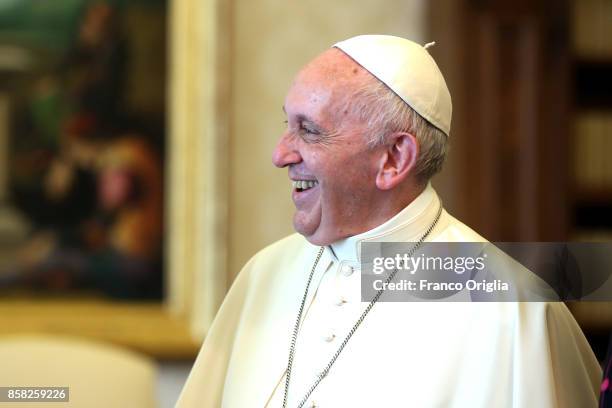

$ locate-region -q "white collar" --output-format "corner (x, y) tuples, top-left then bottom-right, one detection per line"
(328, 183), (440, 263)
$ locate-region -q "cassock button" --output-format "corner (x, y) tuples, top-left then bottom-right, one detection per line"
(324, 333), (336, 342)
(341, 265), (354, 276)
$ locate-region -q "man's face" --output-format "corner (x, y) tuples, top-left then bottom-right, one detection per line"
(272, 49), (384, 245)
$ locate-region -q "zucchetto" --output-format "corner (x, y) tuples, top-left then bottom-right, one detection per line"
(334, 35), (452, 136)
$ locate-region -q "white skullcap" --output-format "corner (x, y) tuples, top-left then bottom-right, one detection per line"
(334, 35), (452, 136)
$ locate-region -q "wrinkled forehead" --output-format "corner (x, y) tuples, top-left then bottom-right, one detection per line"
(294, 48), (374, 91)
(285, 48), (378, 130)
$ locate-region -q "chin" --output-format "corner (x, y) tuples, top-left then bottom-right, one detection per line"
(294, 223), (325, 246)
(293, 209), (337, 246)
(295, 223), (337, 246)
(302, 234), (332, 246)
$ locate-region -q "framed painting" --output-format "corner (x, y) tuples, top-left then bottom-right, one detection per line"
(0, 0), (229, 358)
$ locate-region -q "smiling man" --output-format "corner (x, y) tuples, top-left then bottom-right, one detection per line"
(177, 35), (600, 408)
(275, 48), (425, 245)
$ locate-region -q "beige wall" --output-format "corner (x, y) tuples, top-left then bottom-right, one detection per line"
(227, 0), (428, 279)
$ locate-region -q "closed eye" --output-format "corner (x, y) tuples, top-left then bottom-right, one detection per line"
(283, 115), (332, 145)
(300, 123), (320, 135)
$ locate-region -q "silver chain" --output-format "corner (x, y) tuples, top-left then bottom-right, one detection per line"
(282, 204), (443, 408)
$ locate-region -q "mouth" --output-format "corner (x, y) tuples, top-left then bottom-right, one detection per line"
(292, 179), (319, 192)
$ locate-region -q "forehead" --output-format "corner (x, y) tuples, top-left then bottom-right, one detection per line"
(285, 49), (372, 123)
(293, 48), (369, 93)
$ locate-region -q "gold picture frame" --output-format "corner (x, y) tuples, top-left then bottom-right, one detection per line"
(0, 0), (230, 359)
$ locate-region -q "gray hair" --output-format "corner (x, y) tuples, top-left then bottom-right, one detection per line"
(348, 78), (449, 183)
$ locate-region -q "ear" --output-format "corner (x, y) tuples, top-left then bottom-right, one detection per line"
(375, 132), (418, 190)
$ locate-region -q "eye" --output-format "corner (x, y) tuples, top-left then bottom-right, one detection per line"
(299, 123), (320, 135)
(285, 117), (327, 144)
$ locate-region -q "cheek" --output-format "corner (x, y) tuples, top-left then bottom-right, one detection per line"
(319, 164), (374, 214)
(327, 155), (376, 188)
(307, 143), (380, 191)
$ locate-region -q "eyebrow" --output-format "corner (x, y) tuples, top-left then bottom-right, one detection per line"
(282, 107), (335, 137)
(293, 114), (326, 133)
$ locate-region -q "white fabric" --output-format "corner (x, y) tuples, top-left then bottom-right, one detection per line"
(177, 187), (601, 408)
(334, 35), (452, 136)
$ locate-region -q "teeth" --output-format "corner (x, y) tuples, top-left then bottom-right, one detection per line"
(292, 180), (318, 190)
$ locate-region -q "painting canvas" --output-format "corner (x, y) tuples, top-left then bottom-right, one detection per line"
(0, 0), (167, 300)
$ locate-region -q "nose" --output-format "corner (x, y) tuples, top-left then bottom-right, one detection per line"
(272, 132), (301, 168)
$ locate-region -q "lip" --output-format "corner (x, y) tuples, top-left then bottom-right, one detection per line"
(289, 176), (317, 182)
(291, 182), (319, 205)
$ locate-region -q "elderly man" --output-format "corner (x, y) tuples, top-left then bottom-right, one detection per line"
(177, 35), (600, 407)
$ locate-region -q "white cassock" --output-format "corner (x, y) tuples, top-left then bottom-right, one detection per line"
(176, 185), (601, 408)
